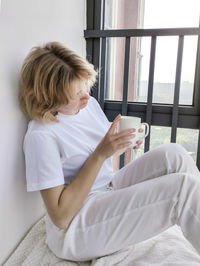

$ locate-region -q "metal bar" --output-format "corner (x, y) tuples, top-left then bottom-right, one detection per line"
(86, 1), (94, 92)
(122, 37), (131, 116)
(86, 0), (94, 96)
(84, 28), (200, 38)
(171, 36), (184, 142)
(94, 0), (103, 30)
(91, 0), (104, 99)
(99, 37), (106, 109)
(120, 37), (131, 169)
(104, 103), (200, 129)
(144, 36), (157, 152)
(119, 154), (125, 170)
(102, 0), (105, 29)
(197, 130), (200, 170)
(193, 34), (200, 170)
(103, 100), (198, 116)
(86, 40), (93, 63)
(193, 35), (200, 114)
(99, 0), (106, 107)
(86, 0), (94, 30)
(92, 40), (100, 99)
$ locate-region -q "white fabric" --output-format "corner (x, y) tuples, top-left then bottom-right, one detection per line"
(4, 215), (200, 265)
(45, 143), (200, 261)
(23, 96), (113, 193)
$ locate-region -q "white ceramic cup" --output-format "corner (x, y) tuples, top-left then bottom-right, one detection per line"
(118, 116), (149, 148)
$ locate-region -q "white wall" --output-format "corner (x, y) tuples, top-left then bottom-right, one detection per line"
(0, 0), (86, 263)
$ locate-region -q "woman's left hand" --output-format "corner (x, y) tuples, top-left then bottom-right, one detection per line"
(133, 128), (144, 150)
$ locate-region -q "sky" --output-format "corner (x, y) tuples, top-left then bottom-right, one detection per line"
(140, 0), (200, 83)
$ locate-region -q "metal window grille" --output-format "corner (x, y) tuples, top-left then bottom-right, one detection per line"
(85, 0), (200, 169)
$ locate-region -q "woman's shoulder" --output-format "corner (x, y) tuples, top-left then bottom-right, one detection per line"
(89, 95), (99, 105)
(88, 96), (102, 112)
(27, 119), (54, 134)
(23, 120), (59, 155)
(24, 119), (58, 146)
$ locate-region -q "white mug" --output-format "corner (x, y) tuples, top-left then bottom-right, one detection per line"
(118, 116), (149, 148)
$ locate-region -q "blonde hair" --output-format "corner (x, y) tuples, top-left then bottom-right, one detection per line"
(19, 42), (98, 123)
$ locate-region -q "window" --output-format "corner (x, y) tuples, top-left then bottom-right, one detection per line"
(85, 0), (200, 169)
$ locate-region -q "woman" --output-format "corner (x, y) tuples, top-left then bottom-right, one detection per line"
(19, 42), (200, 261)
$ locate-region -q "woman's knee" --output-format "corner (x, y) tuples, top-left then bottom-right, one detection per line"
(152, 143), (189, 171)
(155, 143), (188, 157)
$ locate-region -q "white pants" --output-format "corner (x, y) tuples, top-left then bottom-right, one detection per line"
(45, 143), (200, 261)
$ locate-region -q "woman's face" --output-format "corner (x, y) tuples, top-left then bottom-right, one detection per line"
(58, 79), (91, 115)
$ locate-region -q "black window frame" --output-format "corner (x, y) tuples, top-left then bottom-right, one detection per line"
(85, 0), (200, 168)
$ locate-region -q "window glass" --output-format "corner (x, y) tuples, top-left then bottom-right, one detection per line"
(134, 126), (198, 163)
(179, 36), (198, 105)
(136, 37), (151, 102)
(135, 125), (171, 159)
(105, 0), (200, 29)
(105, 37), (151, 102)
(152, 37), (178, 104)
(105, 37), (125, 101)
(104, 0), (141, 30)
(177, 128), (198, 162)
(143, 0), (200, 28)
(104, 0), (199, 105)
(105, 35), (197, 105)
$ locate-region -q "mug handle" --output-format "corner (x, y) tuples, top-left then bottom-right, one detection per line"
(140, 122), (149, 138)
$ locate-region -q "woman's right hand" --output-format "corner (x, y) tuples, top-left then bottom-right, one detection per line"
(95, 114), (136, 160)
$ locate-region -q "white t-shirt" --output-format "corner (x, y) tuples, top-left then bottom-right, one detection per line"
(23, 96), (113, 194)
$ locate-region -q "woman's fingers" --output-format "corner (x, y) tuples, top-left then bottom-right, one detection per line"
(133, 139), (144, 149)
(108, 114), (138, 139)
(108, 114), (121, 135)
(136, 140), (143, 145)
(112, 128), (136, 142)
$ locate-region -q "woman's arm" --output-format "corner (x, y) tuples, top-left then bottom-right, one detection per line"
(57, 148), (105, 229)
(41, 114), (135, 229)
(40, 149), (105, 230)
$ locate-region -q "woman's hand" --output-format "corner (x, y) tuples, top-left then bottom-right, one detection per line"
(95, 114), (136, 160)
(133, 128), (144, 149)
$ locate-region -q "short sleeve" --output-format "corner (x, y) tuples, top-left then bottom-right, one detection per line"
(23, 131), (64, 192)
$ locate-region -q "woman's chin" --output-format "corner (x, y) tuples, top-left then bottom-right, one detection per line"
(81, 101), (88, 108)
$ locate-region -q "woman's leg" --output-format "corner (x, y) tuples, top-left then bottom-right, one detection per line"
(47, 171), (200, 261)
(111, 143), (200, 189)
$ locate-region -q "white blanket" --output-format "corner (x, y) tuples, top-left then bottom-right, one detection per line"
(3, 215), (200, 266)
